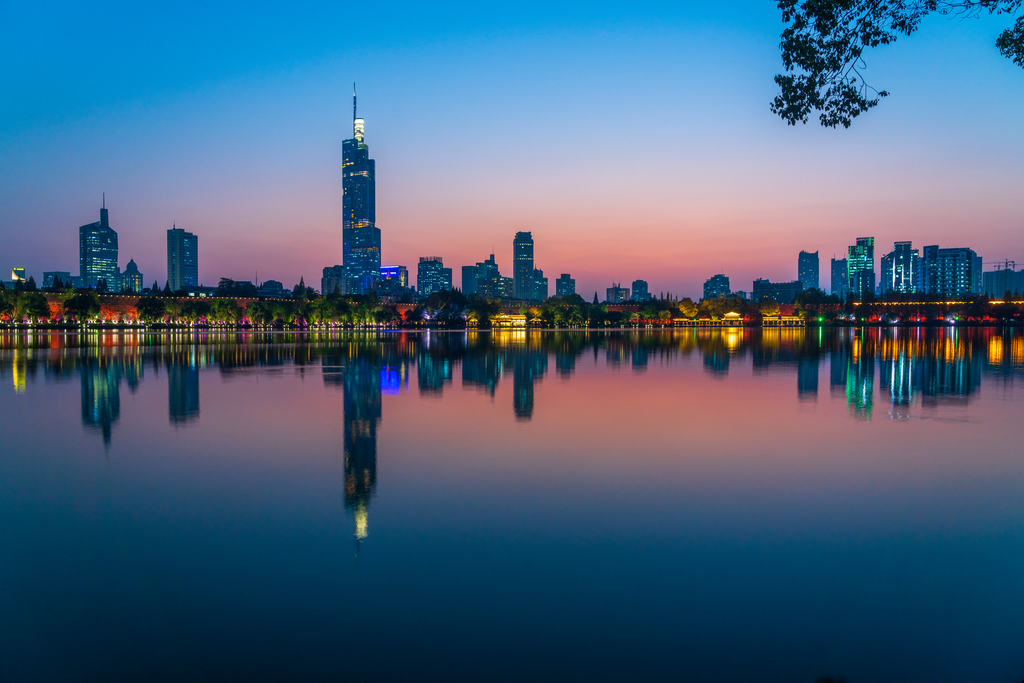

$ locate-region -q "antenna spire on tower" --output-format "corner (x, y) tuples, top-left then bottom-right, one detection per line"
(102, 192), (105, 209)
(353, 83), (357, 123)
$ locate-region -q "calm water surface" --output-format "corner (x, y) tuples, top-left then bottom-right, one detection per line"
(1, 328), (1023, 682)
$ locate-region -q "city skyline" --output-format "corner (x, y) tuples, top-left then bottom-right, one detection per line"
(2, 3), (1022, 300)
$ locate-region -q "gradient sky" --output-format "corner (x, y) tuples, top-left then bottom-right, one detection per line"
(2, 1), (1022, 298)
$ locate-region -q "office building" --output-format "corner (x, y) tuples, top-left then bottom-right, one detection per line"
(342, 87), (381, 294)
(43, 271), (75, 289)
(555, 274), (575, 297)
(983, 266), (1024, 298)
(630, 279), (650, 302)
(380, 265), (408, 288)
(798, 250), (819, 290)
(322, 265), (347, 295)
(848, 237), (875, 297)
(121, 259), (143, 293)
(167, 226), (198, 292)
(80, 199), (118, 289)
(513, 231), (535, 300)
(831, 257), (849, 298)
(703, 274), (730, 300)
(880, 241), (919, 295)
(532, 268), (548, 301)
(257, 280), (285, 298)
(11, 268), (26, 282)
(474, 254), (514, 299)
(753, 278), (803, 304)
(462, 265), (478, 295)
(920, 246), (983, 297)
(606, 284), (630, 303)
(417, 257), (452, 297)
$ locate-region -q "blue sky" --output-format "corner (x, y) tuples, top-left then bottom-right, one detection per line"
(2, 1), (1022, 296)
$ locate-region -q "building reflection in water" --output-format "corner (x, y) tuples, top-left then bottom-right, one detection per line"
(168, 359), (200, 424)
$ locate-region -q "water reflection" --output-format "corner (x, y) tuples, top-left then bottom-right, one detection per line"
(3, 327), (1023, 445)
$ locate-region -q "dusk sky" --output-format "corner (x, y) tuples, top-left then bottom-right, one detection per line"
(2, 0), (1022, 298)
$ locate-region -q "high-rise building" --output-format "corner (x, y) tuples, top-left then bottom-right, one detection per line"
(703, 274), (730, 300)
(983, 265), (1024, 298)
(555, 274), (575, 297)
(753, 278), (803, 304)
(831, 257), (849, 298)
(43, 271), (74, 289)
(417, 257), (452, 297)
(631, 279), (650, 302)
(880, 241), (919, 295)
(121, 259), (143, 293)
(342, 86), (381, 295)
(322, 265), (346, 295)
(513, 231), (535, 300)
(798, 250), (819, 290)
(920, 246), (982, 297)
(379, 265), (408, 288)
(848, 237), (875, 297)
(532, 268), (548, 301)
(606, 284), (630, 303)
(462, 265), (479, 295)
(80, 198), (118, 289)
(167, 225), (198, 292)
(474, 254), (513, 299)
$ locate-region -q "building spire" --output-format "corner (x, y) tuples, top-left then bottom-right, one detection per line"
(102, 192), (105, 209)
(353, 82), (357, 128)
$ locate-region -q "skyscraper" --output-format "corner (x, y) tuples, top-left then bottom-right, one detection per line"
(880, 241), (918, 295)
(920, 246), (983, 297)
(462, 265), (479, 295)
(167, 226), (198, 292)
(555, 274), (575, 297)
(417, 257), (452, 296)
(79, 197), (118, 289)
(798, 250), (819, 290)
(631, 279), (650, 302)
(343, 86), (381, 295)
(848, 237), (875, 297)
(703, 274), (730, 300)
(831, 257), (848, 298)
(513, 231), (534, 300)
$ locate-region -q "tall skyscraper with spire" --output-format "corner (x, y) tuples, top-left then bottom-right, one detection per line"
(342, 84), (381, 295)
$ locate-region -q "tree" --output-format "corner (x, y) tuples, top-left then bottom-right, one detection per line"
(63, 291), (101, 322)
(677, 297), (699, 318)
(773, 1), (1024, 128)
(136, 297), (166, 324)
(759, 299), (781, 317)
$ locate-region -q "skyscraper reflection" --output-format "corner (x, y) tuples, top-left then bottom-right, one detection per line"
(168, 362), (200, 424)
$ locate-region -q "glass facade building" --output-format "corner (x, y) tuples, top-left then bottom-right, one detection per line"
(920, 245), (982, 297)
(555, 274), (575, 297)
(513, 232), (534, 300)
(831, 257), (848, 298)
(417, 257), (452, 297)
(79, 203), (118, 289)
(703, 274), (730, 300)
(342, 99), (380, 295)
(606, 284), (630, 303)
(880, 241), (919, 295)
(848, 237), (875, 297)
(167, 226), (198, 292)
(752, 278), (803, 304)
(798, 250), (819, 290)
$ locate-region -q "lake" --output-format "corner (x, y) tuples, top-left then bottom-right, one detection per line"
(1, 328), (1022, 682)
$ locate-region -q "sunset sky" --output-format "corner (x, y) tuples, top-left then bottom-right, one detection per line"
(2, 1), (1022, 298)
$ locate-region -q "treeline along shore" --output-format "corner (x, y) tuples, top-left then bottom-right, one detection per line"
(1, 285), (1023, 329)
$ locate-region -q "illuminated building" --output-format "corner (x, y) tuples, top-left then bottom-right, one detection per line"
(11, 268), (26, 282)
(121, 259), (144, 293)
(606, 284), (629, 303)
(831, 257), (849, 298)
(474, 254), (513, 299)
(533, 269), (548, 301)
(752, 278), (803, 304)
(167, 226), (198, 292)
(847, 237), (875, 297)
(703, 274), (730, 300)
(417, 257), (452, 296)
(380, 265), (408, 288)
(880, 241), (919, 295)
(920, 245), (983, 297)
(79, 197), (118, 289)
(631, 279), (650, 302)
(513, 231), (534, 299)
(555, 273), (575, 297)
(342, 86), (381, 294)
(798, 250), (819, 290)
